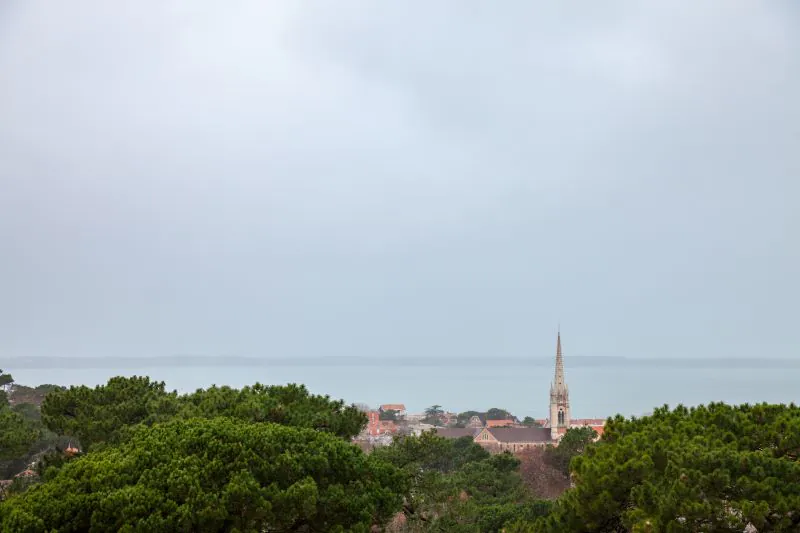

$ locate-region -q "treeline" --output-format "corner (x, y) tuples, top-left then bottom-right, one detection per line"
(1, 369), (800, 531)
(0, 371), (69, 483)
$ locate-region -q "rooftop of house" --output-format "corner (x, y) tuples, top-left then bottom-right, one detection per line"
(380, 404), (406, 412)
(487, 427), (553, 443)
(466, 415), (486, 426)
(435, 427), (480, 439)
(486, 419), (517, 428)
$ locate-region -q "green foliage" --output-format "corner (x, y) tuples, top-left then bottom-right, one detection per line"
(41, 378), (367, 452)
(0, 417), (406, 532)
(178, 383), (367, 439)
(41, 376), (180, 451)
(11, 403), (40, 423)
(7, 384), (65, 408)
(373, 433), (542, 532)
(544, 425), (597, 476)
(483, 501), (554, 532)
(0, 391), (68, 480)
(485, 407), (513, 421)
(35, 447), (79, 482)
(33, 384), (63, 394)
(538, 403), (800, 532)
(380, 409), (398, 421)
(0, 370), (13, 389)
(423, 405), (444, 426)
(456, 411), (483, 427)
(0, 403), (40, 461)
(521, 416), (542, 427)
(373, 433), (489, 475)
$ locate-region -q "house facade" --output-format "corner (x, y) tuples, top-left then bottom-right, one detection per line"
(473, 426), (553, 452)
(366, 410), (399, 437)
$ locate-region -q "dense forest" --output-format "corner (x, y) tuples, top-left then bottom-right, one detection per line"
(1, 369), (799, 532)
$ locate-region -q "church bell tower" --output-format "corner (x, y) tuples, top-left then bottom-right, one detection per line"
(549, 330), (570, 440)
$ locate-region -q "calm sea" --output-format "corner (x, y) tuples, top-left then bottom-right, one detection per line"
(7, 358), (799, 419)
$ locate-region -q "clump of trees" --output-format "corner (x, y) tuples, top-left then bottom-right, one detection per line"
(371, 432), (551, 531)
(453, 408), (515, 428)
(543, 425), (597, 476)
(40, 377), (367, 451)
(485, 407), (513, 421)
(6, 372), (800, 532)
(0, 370), (41, 463)
(380, 409), (399, 421)
(1, 417), (406, 532)
(521, 416), (542, 427)
(423, 405), (445, 426)
(535, 403), (800, 532)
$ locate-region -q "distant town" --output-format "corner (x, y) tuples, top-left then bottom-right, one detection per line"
(355, 332), (606, 452)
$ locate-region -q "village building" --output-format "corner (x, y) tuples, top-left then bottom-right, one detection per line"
(440, 411), (459, 426)
(465, 415), (484, 428)
(437, 331), (586, 452)
(365, 410), (399, 437)
(474, 426), (553, 452)
(435, 427), (479, 440)
(378, 404), (406, 418)
(547, 331), (571, 440)
(485, 419), (519, 428)
(570, 418), (606, 440)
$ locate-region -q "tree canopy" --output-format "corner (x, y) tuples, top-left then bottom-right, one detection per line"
(0, 417), (406, 533)
(0, 369), (13, 389)
(372, 432), (549, 532)
(0, 379), (40, 462)
(0, 408), (39, 462)
(423, 405), (445, 426)
(521, 416), (542, 427)
(18, 372), (800, 532)
(41, 378), (367, 451)
(379, 409), (398, 421)
(543, 426), (598, 476)
(41, 376), (180, 451)
(179, 383), (367, 439)
(456, 411), (483, 427)
(485, 408), (513, 421)
(539, 403), (800, 532)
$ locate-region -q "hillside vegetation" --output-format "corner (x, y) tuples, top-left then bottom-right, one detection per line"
(1, 370), (799, 532)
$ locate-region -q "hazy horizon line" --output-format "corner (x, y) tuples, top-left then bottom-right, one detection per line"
(4, 355), (799, 370)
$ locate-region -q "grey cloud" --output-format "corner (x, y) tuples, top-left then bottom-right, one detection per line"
(0, 1), (798, 365)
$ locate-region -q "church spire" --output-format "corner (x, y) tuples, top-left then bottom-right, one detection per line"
(554, 329), (565, 388)
(549, 328), (570, 440)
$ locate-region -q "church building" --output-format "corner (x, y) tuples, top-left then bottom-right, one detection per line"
(436, 332), (572, 452)
(546, 330), (570, 440)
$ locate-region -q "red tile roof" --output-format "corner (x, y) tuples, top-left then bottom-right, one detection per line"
(486, 419), (517, 428)
(380, 404), (406, 412)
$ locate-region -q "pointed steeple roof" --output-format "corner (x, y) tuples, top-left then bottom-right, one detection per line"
(553, 329), (566, 389)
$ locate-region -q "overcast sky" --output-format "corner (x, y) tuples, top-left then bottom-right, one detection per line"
(1, 1), (798, 364)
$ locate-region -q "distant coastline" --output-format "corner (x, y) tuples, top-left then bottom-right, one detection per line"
(4, 355), (799, 370)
